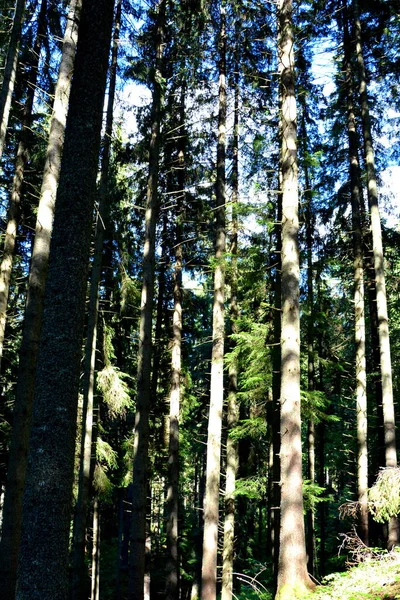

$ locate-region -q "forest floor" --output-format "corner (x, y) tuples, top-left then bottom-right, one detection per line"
(310, 549), (400, 600)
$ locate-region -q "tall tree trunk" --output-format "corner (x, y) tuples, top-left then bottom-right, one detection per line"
(0, 0), (26, 160)
(221, 42), (239, 600)
(71, 2), (121, 596)
(343, 7), (369, 545)
(91, 495), (101, 600)
(201, 4), (226, 599)
(165, 85), (185, 600)
(0, 0), (47, 372)
(0, 4), (80, 593)
(275, 1), (315, 598)
(15, 1), (115, 597)
(128, 2), (165, 598)
(352, 0), (398, 548)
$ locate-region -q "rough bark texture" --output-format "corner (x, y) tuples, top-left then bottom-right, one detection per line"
(91, 495), (101, 600)
(71, 3), (121, 596)
(275, 1), (315, 598)
(343, 8), (369, 545)
(353, 0), (398, 548)
(129, 3), (165, 598)
(15, 1), (114, 597)
(0, 0), (26, 160)
(201, 4), (226, 600)
(0, 6), (80, 593)
(221, 50), (239, 600)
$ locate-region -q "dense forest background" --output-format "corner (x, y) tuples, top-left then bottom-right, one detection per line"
(0, 0), (400, 599)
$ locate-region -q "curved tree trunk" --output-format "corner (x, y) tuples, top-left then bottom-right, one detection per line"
(71, 2), (121, 597)
(129, 2), (165, 598)
(0, 3), (80, 595)
(15, 1), (115, 597)
(352, 0), (398, 548)
(275, 1), (315, 598)
(201, 4), (226, 599)
(0, 0), (26, 160)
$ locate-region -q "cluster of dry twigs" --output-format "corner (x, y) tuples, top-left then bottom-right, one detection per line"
(338, 528), (398, 566)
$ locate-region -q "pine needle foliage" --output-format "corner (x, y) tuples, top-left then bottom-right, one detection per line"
(369, 467), (400, 524)
(96, 364), (131, 418)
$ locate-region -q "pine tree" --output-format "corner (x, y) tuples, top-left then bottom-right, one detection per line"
(15, 0), (115, 596)
(275, 0), (315, 597)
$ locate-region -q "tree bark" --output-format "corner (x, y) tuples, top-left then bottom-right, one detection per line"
(221, 40), (239, 600)
(91, 495), (101, 600)
(71, 2), (121, 596)
(0, 0), (26, 160)
(0, 4), (80, 593)
(0, 0), (47, 372)
(352, 0), (398, 548)
(275, 1), (315, 598)
(200, 4), (226, 600)
(343, 6), (369, 545)
(165, 85), (185, 600)
(129, 2), (165, 598)
(15, 1), (115, 597)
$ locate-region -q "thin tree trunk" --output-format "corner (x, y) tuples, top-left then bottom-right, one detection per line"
(275, 1), (315, 598)
(165, 85), (185, 600)
(343, 7), (369, 545)
(71, 2), (121, 596)
(0, 0), (26, 160)
(0, 4), (80, 593)
(0, 0), (47, 371)
(91, 495), (101, 600)
(15, 1), (115, 597)
(221, 43), (239, 600)
(129, 3), (165, 598)
(352, 0), (398, 548)
(201, 4), (226, 599)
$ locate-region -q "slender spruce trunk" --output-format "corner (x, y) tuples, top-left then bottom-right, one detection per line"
(221, 42), (239, 600)
(201, 4), (226, 599)
(0, 0), (47, 371)
(275, 1), (315, 598)
(352, 0), (398, 548)
(0, 0), (26, 160)
(0, 5), (80, 593)
(343, 7), (369, 545)
(91, 495), (101, 600)
(15, 1), (115, 597)
(71, 3), (121, 596)
(129, 3), (165, 598)
(165, 84), (185, 600)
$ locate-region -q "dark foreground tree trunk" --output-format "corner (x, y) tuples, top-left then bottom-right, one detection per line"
(0, 3), (80, 596)
(15, 1), (115, 598)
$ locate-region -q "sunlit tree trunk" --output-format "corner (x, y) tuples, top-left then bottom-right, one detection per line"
(0, 0), (26, 160)
(129, 2), (165, 598)
(201, 3), (226, 599)
(275, 1), (315, 598)
(71, 2), (121, 597)
(0, 5), (80, 593)
(221, 42), (239, 600)
(91, 495), (101, 600)
(352, 0), (398, 548)
(0, 0), (47, 372)
(343, 8), (369, 545)
(165, 84), (185, 600)
(15, 1), (115, 597)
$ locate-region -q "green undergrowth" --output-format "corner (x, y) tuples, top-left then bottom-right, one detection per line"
(310, 551), (400, 600)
